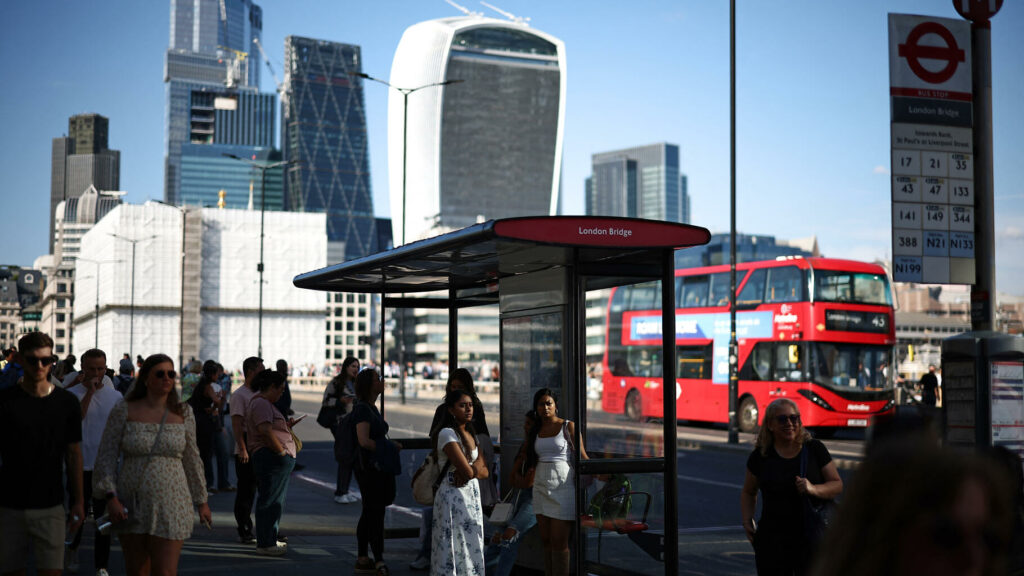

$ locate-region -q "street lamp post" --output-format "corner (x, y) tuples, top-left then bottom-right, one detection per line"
(351, 72), (462, 405)
(349, 72), (463, 246)
(223, 154), (295, 358)
(76, 257), (122, 348)
(108, 234), (155, 362)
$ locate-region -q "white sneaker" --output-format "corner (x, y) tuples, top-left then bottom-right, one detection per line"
(255, 542), (288, 556)
(334, 493), (360, 504)
(97, 569), (110, 576)
(409, 556), (430, 570)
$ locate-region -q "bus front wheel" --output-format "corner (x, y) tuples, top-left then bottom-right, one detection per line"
(625, 389), (643, 422)
(739, 396), (759, 433)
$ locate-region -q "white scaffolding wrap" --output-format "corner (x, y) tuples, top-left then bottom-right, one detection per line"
(73, 202), (327, 372)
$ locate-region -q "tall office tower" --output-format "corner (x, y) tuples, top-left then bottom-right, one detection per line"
(388, 15), (566, 244)
(178, 90), (281, 209)
(68, 114), (109, 155)
(50, 114), (120, 252)
(164, 0), (263, 205)
(282, 36), (377, 261)
(587, 143), (689, 224)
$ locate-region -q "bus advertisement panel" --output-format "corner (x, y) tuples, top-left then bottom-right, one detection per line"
(602, 258), (896, 432)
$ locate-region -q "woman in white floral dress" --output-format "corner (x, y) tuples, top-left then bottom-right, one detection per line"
(94, 353), (211, 576)
(431, 389), (489, 575)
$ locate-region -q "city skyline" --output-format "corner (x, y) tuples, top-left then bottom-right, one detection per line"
(2, 1), (1022, 294)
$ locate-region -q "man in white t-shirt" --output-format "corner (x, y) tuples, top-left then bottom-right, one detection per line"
(230, 356), (263, 544)
(65, 348), (122, 576)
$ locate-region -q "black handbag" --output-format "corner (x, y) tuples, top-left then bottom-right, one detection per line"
(799, 444), (837, 545)
(317, 382), (343, 429)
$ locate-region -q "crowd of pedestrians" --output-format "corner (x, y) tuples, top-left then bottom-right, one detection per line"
(0, 333), (588, 576)
(0, 331), (316, 574)
(9, 328), (1021, 576)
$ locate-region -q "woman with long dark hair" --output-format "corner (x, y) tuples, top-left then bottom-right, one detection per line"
(352, 368), (401, 576)
(94, 354), (211, 576)
(741, 398), (843, 575)
(325, 356), (360, 503)
(525, 388), (588, 576)
(411, 367), (491, 570)
(431, 388), (488, 575)
(428, 368), (489, 439)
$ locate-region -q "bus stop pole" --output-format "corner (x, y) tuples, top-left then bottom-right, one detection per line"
(970, 19), (995, 331)
(727, 0), (740, 445)
(661, 249), (679, 576)
(449, 285), (458, 378)
(574, 262), (586, 576)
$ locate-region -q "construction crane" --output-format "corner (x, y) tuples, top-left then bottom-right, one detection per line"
(252, 37), (285, 97)
(479, 1), (530, 25)
(216, 0), (248, 88)
(445, 0), (482, 17)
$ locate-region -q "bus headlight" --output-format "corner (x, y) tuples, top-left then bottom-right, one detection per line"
(797, 389), (835, 411)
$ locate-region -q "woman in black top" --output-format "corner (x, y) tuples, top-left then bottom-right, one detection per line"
(351, 368), (401, 576)
(741, 398), (843, 576)
(428, 368), (489, 440)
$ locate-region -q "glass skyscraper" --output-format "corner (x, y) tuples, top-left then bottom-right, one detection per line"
(282, 36), (377, 260)
(587, 142), (690, 224)
(164, 0), (265, 205)
(387, 16), (566, 244)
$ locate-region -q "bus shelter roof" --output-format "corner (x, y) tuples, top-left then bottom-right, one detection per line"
(293, 216), (710, 296)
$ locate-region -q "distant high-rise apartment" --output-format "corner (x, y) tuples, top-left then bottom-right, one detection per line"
(587, 143), (689, 224)
(387, 16), (566, 244)
(50, 113), (120, 252)
(282, 36), (377, 261)
(164, 0), (264, 205)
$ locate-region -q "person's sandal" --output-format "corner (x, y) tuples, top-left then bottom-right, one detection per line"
(375, 561), (390, 576)
(354, 559), (376, 574)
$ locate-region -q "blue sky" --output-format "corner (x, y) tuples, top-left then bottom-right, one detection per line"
(2, 1), (1022, 293)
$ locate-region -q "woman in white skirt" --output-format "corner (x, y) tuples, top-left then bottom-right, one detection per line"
(524, 388), (588, 576)
(431, 389), (489, 575)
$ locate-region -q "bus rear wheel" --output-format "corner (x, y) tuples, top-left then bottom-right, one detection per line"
(739, 396), (759, 433)
(625, 389), (643, 422)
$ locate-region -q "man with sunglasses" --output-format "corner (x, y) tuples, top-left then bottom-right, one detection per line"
(0, 332), (85, 576)
(64, 348), (122, 576)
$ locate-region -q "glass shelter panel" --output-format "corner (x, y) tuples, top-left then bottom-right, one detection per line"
(499, 310), (565, 492)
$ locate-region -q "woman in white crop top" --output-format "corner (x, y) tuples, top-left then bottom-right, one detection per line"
(524, 388), (588, 576)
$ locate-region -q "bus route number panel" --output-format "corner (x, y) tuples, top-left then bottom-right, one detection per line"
(890, 124), (975, 285)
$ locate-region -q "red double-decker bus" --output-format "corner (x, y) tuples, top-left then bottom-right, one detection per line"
(601, 257), (896, 432)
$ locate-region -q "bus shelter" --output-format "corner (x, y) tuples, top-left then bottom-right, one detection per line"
(294, 216), (710, 576)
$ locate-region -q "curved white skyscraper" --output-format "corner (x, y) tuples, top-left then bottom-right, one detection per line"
(387, 16), (566, 244)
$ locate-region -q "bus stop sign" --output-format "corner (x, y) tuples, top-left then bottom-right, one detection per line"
(953, 0), (1002, 24)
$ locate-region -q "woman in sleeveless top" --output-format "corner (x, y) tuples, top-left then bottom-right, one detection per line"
(525, 388), (588, 576)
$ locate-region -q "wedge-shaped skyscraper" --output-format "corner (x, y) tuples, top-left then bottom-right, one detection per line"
(387, 15), (566, 244)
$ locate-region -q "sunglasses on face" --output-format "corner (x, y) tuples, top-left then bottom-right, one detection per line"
(23, 355), (54, 367)
(153, 369), (177, 380)
(775, 414), (801, 426)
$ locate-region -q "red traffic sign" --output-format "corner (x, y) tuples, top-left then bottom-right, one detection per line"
(898, 21), (966, 84)
(953, 0), (1003, 23)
